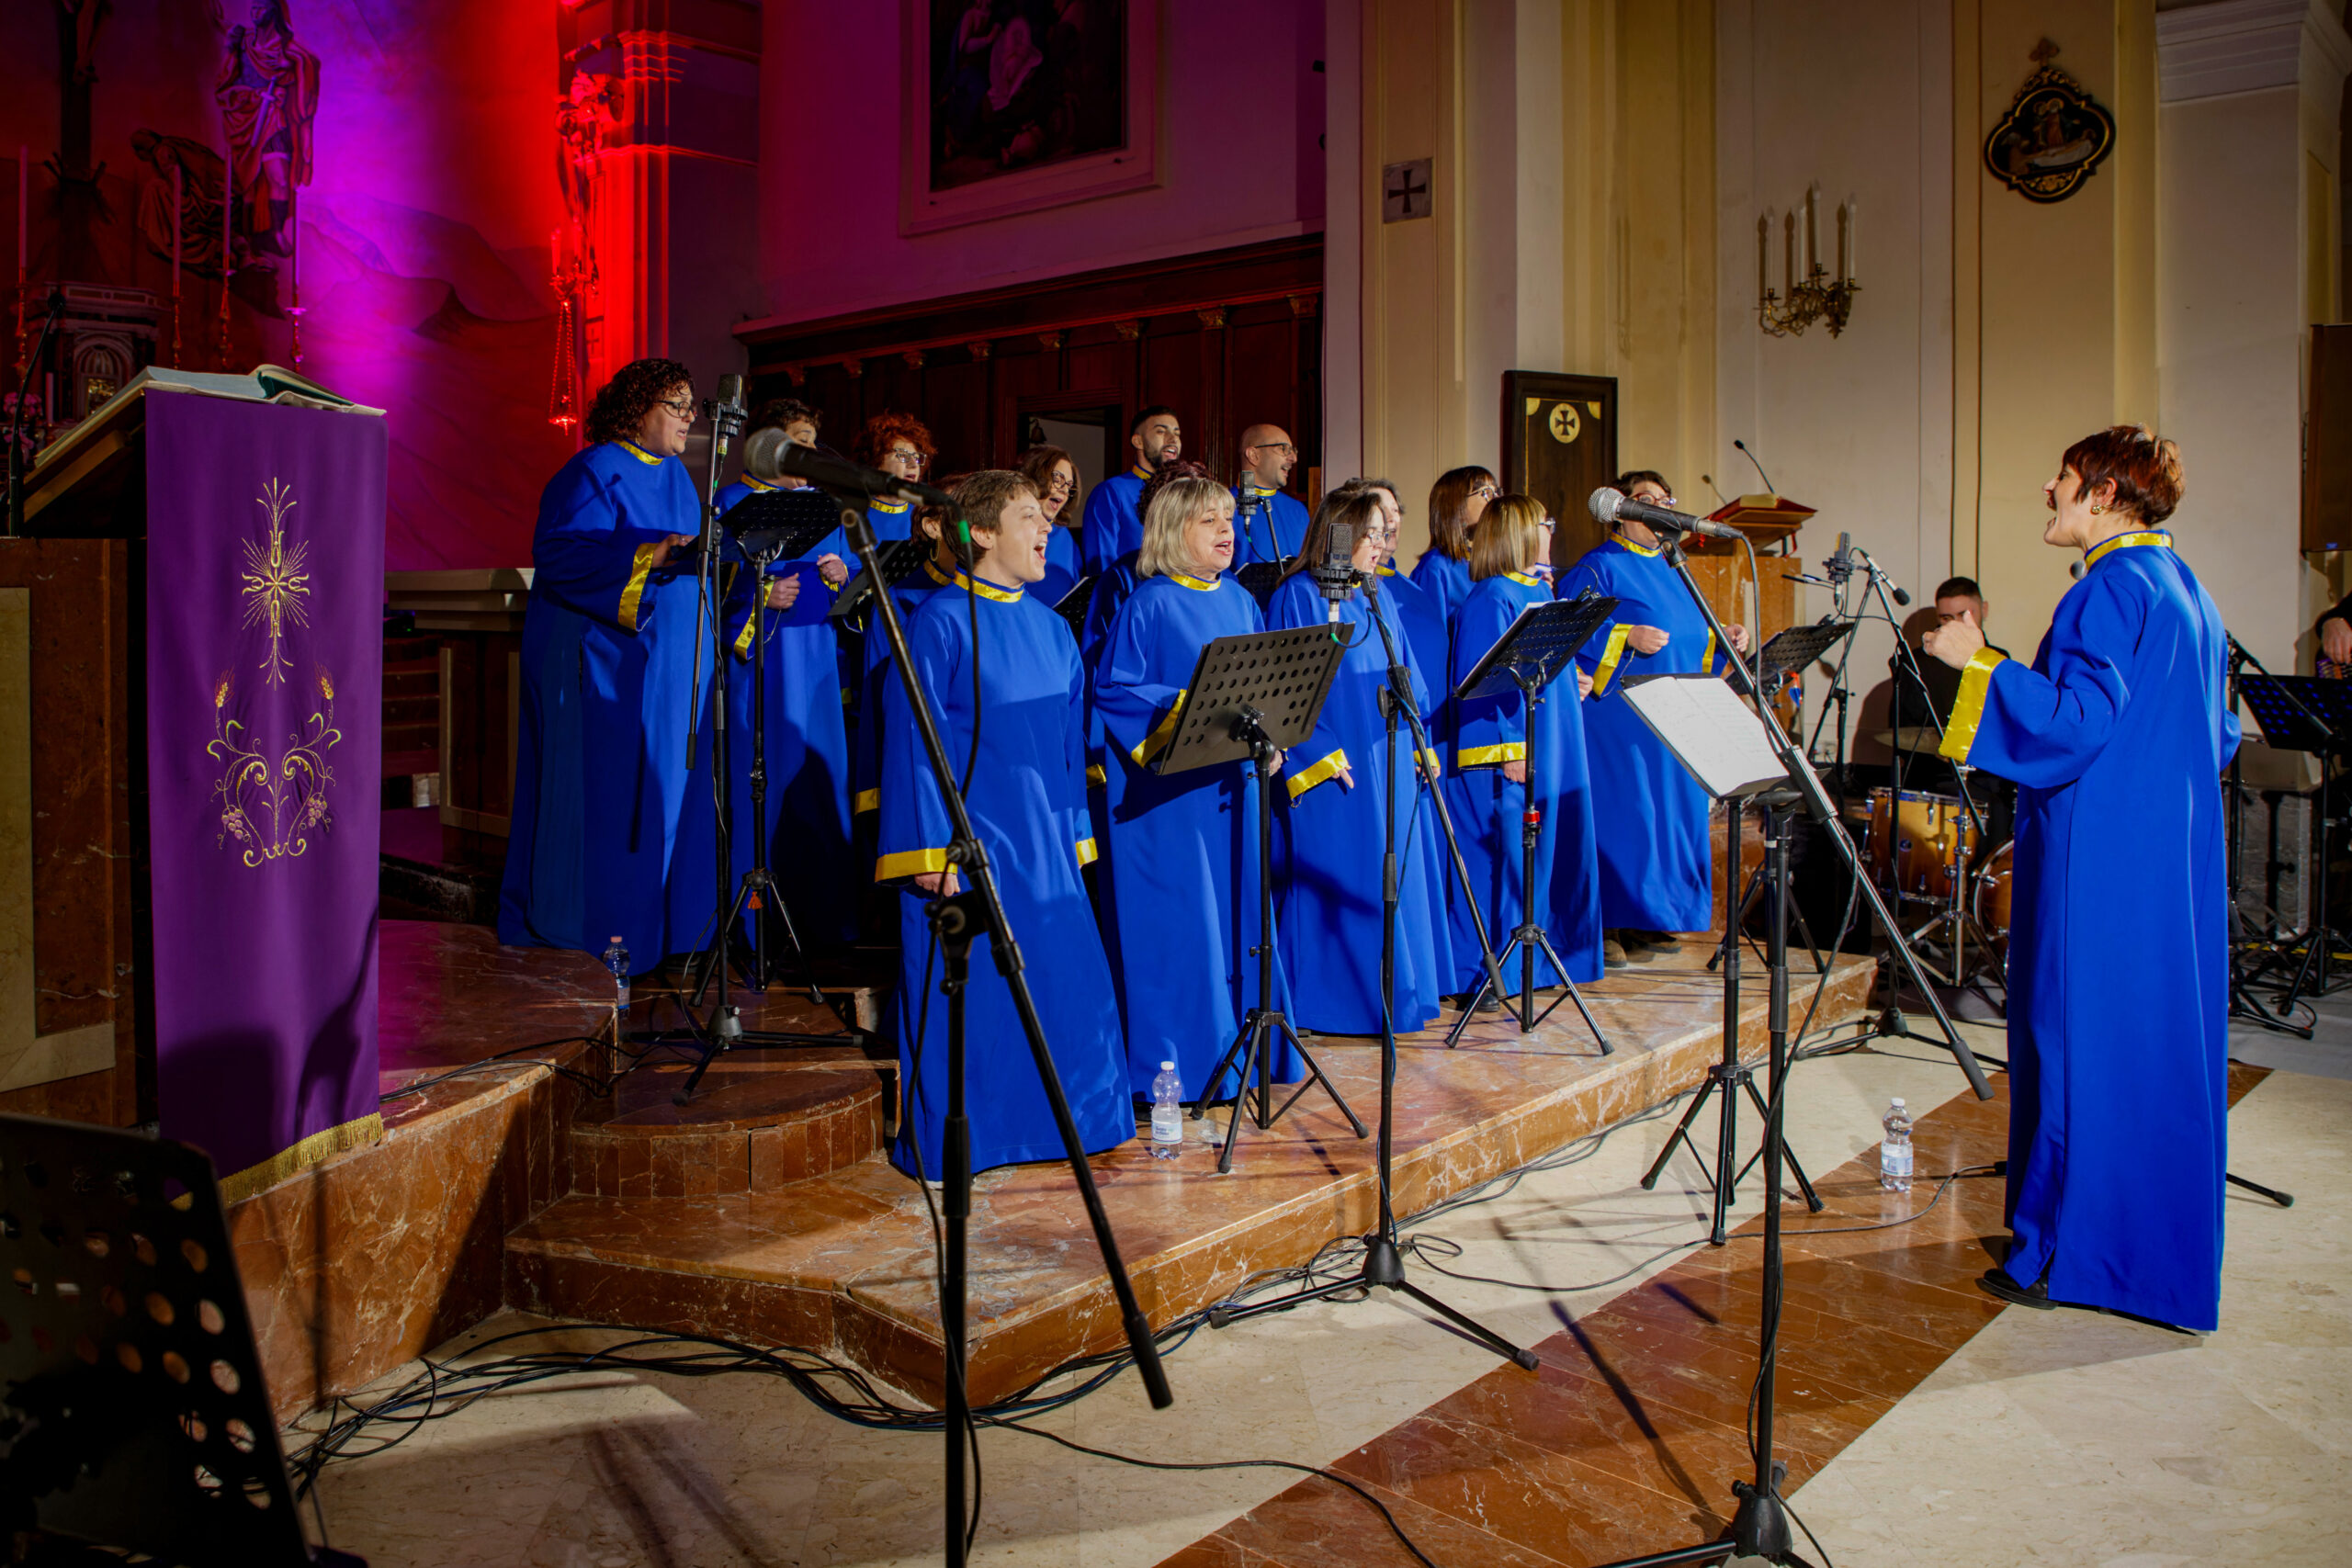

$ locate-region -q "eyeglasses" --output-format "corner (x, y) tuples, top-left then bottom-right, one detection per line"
(657, 396), (695, 417)
(1248, 442), (1297, 457)
(1046, 474), (1074, 493)
(1469, 484), (1500, 500)
(885, 448), (927, 468)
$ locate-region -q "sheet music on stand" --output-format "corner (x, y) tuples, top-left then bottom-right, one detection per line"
(829, 537), (931, 622)
(704, 487), (842, 568)
(1155, 626), (1343, 773)
(1452, 593), (1619, 704)
(1623, 672), (1792, 800)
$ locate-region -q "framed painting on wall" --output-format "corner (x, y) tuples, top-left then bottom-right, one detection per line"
(900, 0), (1159, 235)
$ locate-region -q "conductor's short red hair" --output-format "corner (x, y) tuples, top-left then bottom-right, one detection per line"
(2061, 424), (2184, 526)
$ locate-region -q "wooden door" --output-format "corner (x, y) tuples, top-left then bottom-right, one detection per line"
(1501, 371), (1618, 572)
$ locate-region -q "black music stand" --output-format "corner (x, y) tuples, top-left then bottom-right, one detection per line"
(0, 1114), (364, 1567)
(649, 489), (859, 1105)
(1711, 621), (1857, 979)
(1442, 594), (1619, 1049)
(1233, 560), (1284, 610)
(827, 536), (930, 624)
(1160, 626), (1368, 1173)
(2240, 673), (2352, 1008)
(1053, 572), (1098, 638)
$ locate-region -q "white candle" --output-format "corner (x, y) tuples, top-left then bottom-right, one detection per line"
(1805, 183), (1821, 276)
(1837, 202), (1848, 286)
(1757, 212), (1770, 299)
(1783, 210), (1796, 295)
(1846, 194), (1858, 282)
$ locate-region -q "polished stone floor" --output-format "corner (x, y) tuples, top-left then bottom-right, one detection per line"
(297, 1029), (2351, 1567)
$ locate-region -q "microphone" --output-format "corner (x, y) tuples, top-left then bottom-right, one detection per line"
(1733, 438), (1774, 492)
(1823, 530), (1853, 585)
(745, 425), (955, 508)
(1850, 545), (1912, 606)
(709, 373), (747, 465)
(2071, 559), (2085, 581)
(1700, 473), (1730, 506)
(1310, 513), (1361, 622)
(1588, 486), (1745, 542)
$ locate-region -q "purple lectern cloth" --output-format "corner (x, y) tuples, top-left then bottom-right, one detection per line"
(145, 392), (385, 1192)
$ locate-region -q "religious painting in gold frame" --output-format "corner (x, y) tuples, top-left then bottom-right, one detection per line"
(1984, 41), (2116, 206)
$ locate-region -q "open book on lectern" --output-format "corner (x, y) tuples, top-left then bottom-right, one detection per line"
(1621, 671), (1791, 800)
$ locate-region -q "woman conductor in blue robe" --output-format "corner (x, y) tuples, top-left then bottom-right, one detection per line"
(1266, 486), (1448, 1036)
(500, 359), (703, 972)
(1443, 495), (1606, 991)
(876, 469), (1132, 1179)
(1094, 474), (1278, 1100)
(1556, 471), (1749, 964)
(1924, 426), (2235, 1333)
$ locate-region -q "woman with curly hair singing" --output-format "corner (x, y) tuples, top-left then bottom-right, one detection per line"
(500, 358), (704, 973)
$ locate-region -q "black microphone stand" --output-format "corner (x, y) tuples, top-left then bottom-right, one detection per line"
(6, 288), (65, 537)
(2222, 634), (2311, 1037)
(1210, 577), (1540, 1372)
(813, 480), (1173, 1568)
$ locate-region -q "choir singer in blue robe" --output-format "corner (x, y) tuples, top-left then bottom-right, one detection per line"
(1556, 471), (1747, 963)
(1267, 487), (1448, 1035)
(1095, 473), (1280, 1099)
(1443, 495), (1606, 990)
(1080, 405), (1182, 573)
(1230, 424), (1311, 568)
(1409, 465), (1498, 628)
(501, 359), (703, 972)
(1019, 444), (1087, 607)
(876, 469), (1133, 1179)
(1924, 426), (2234, 1334)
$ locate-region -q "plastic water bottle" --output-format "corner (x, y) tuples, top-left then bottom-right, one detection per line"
(602, 937), (630, 1027)
(1880, 1098), (1914, 1192)
(1149, 1062), (1183, 1159)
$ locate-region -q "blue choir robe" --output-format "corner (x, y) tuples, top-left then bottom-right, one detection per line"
(1442, 570), (1604, 991)
(1410, 549), (1475, 629)
(1379, 564), (1453, 701)
(1231, 486), (1310, 568)
(851, 558), (958, 824)
(1095, 570), (1285, 1098)
(1942, 531), (2236, 1332)
(501, 440), (700, 973)
(1266, 572), (1447, 1035)
(1038, 524), (1085, 609)
(663, 476), (859, 950)
(1557, 535), (1725, 932)
(865, 494), (916, 542)
(1080, 464), (1149, 574)
(876, 569), (1133, 1177)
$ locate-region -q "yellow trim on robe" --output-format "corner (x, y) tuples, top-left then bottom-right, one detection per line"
(217, 1111), (385, 1206)
(841, 686), (854, 707)
(616, 440), (664, 466)
(922, 559), (956, 588)
(1614, 532), (1662, 558)
(1701, 630), (1716, 675)
(1129, 462), (1152, 481)
(734, 614), (759, 658)
(1167, 570), (1217, 592)
(1590, 623), (1634, 694)
(870, 496), (912, 515)
(1075, 837), (1099, 867)
(2083, 530), (2173, 569)
(1418, 748), (1444, 777)
(618, 542), (660, 633)
(876, 845), (951, 881)
(1286, 748), (1350, 799)
(1457, 741), (1527, 768)
(1132, 689), (1189, 766)
(953, 570), (1023, 604)
(1505, 570), (1542, 587)
(1087, 763), (1107, 789)
(854, 787), (880, 815)
(741, 472), (782, 492)
(1939, 648), (2007, 763)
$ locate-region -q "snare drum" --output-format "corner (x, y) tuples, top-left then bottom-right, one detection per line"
(1867, 787), (1980, 903)
(1973, 840), (2015, 955)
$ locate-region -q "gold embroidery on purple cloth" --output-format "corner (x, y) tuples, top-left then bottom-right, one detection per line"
(240, 478), (311, 687)
(209, 666), (343, 869)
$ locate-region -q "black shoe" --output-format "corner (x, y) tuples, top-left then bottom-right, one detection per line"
(1602, 936), (1630, 969)
(1628, 930), (1684, 954)
(1474, 989), (1503, 1013)
(1975, 1268), (2054, 1310)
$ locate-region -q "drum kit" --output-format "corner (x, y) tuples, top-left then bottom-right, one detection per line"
(1860, 727), (2014, 998)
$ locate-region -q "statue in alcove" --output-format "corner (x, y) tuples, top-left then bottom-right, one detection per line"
(212, 0), (320, 267)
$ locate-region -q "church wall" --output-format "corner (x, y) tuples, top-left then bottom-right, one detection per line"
(748, 0), (1328, 332)
(1716, 0), (1956, 762)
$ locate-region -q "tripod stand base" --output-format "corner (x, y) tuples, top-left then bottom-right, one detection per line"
(1208, 1232), (1540, 1371)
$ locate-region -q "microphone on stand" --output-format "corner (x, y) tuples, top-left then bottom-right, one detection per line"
(1823, 530), (1854, 586)
(708, 373), (748, 467)
(1310, 513), (1362, 623)
(1733, 438), (1774, 492)
(744, 425), (956, 508)
(1588, 486), (1746, 542)
(1851, 546), (1912, 606)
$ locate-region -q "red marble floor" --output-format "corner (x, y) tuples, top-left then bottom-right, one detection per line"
(1153, 1064), (2272, 1568)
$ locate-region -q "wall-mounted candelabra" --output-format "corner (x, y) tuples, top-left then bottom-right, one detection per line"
(1758, 184), (1860, 338)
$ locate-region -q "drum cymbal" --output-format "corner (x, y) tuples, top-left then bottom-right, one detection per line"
(1872, 726), (1947, 753)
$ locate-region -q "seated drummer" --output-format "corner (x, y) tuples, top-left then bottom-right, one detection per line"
(1888, 578), (2015, 840)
